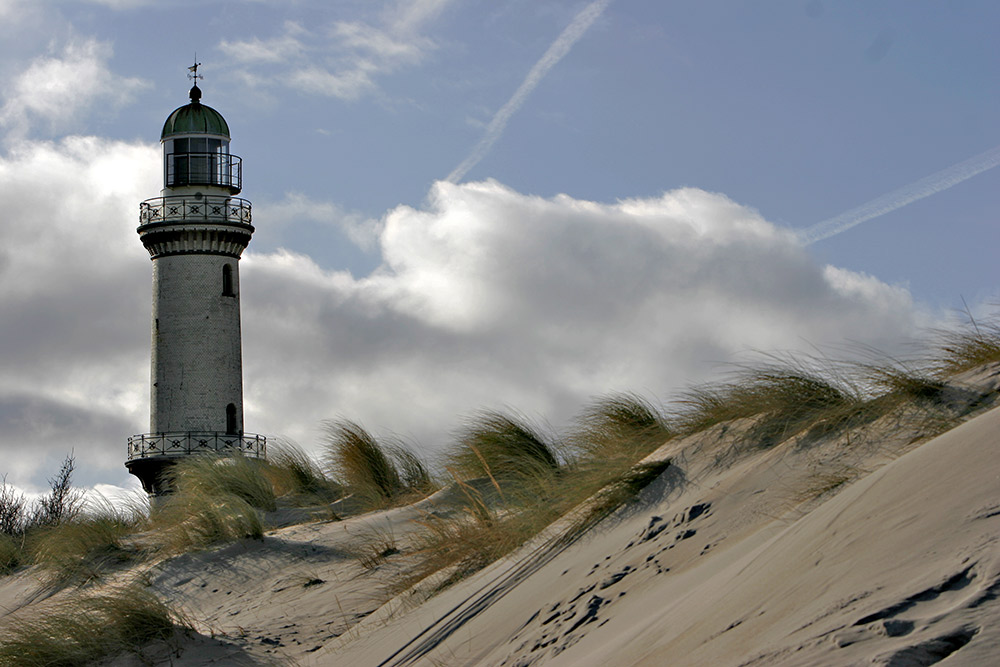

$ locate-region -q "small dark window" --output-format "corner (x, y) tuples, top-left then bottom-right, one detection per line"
(226, 403), (238, 434)
(222, 264), (234, 296)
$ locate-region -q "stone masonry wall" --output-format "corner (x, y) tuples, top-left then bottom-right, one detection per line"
(150, 253), (243, 433)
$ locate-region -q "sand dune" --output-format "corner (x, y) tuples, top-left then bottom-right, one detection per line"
(2, 365), (999, 666)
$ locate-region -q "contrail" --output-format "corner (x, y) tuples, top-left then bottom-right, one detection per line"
(799, 143), (1000, 245)
(445, 0), (612, 184)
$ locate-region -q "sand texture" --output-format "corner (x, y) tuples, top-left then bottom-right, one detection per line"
(3, 366), (999, 666)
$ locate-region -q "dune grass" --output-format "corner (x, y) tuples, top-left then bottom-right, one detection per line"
(266, 439), (343, 503)
(675, 357), (866, 446)
(0, 533), (20, 575)
(447, 410), (559, 486)
(404, 398), (676, 593)
(149, 491), (264, 554)
(936, 313), (1000, 374)
(324, 419), (404, 504)
(0, 583), (184, 667)
(28, 494), (148, 586)
(169, 454), (276, 511)
(566, 392), (673, 464)
(323, 419), (435, 509)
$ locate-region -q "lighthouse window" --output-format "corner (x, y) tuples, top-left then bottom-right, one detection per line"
(226, 404), (238, 434)
(166, 138), (227, 186)
(222, 264), (234, 296)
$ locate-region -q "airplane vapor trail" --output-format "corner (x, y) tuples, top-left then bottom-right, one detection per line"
(799, 144), (1000, 245)
(445, 0), (612, 184)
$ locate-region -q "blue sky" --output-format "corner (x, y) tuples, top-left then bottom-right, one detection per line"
(0, 0), (997, 493)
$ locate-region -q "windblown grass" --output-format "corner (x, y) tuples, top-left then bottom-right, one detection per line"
(147, 456), (272, 552)
(447, 410), (558, 486)
(566, 393), (673, 464)
(28, 494), (147, 586)
(388, 442), (436, 496)
(675, 357), (869, 448)
(149, 492), (264, 553)
(324, 419), (405, 506)
(0, 533), (20, 575)
(168, 454), (276, 512)
(0, 583), (184, 667)
(403, 403), (676, 594)
(266, 439), (342, 503)
(323, 419), (435, 509)
(935, 313), (1000, 374)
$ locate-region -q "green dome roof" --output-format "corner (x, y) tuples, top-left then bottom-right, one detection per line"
(160, 85), (230, 140)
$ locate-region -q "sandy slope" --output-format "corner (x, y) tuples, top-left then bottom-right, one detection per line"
(324, 402), (1000, 665)
(3, 368), (999, 666)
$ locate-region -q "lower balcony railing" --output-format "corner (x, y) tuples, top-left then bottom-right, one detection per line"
(127, 432), (266, 461)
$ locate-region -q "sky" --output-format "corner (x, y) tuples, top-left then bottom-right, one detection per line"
(0, 0), (997, 496)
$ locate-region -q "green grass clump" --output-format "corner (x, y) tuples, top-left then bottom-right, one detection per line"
(936, 316), (1000, 374)
(146, 455), (273, 552)
(387, 442), (436, 496)
(566, 393), (672, 464)
(266, 439), (343, 503)
(0, 584), (183, 667)
(322, 419), (434, 509)
(150, 491), (264, 553)
(169, 454), (276, 512)
(0, 533), (21, 575)
(676, 359), (864, 447)
(447, 410), (558, 485)
(29, 502), (146, 586)
(405, 403), (676, 594)
(324, 419), (405, 506)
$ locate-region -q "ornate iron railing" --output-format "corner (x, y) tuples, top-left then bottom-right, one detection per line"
(165, 152), (242, 191)
(127, 432), (266, 461)
(139, 196), (252, 225)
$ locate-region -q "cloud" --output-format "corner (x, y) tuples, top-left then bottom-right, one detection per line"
(446, 0), (613, 183)
(218, 21), (308, 64)
(254, 192), (382, 251)
(0, 134), (926, 491)
(0, 136), (158, 489)
(240, 180), (925, 457)
(217, 1), (454, 101)
(0, 39), (148, 139)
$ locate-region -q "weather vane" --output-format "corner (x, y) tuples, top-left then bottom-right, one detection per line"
(187, 56), (202, 84)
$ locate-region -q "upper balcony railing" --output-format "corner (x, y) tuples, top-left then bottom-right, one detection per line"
(139, 195), (252, 226)
(127, 431), (266, 461)
(165, 152), (242, 193)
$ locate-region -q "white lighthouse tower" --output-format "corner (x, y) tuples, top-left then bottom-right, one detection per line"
(127, 67), (265, 495)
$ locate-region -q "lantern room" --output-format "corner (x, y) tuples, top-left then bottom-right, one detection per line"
(159, 84), (242, 194)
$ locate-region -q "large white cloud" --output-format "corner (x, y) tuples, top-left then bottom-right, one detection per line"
(0, 39), (148, 138)
(0, 136), (157, 489)
(0, 138), (926, 492)
(241, 180), (925, 457)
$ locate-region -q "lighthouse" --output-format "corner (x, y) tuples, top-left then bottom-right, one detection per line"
(126, 67), (265, 496)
